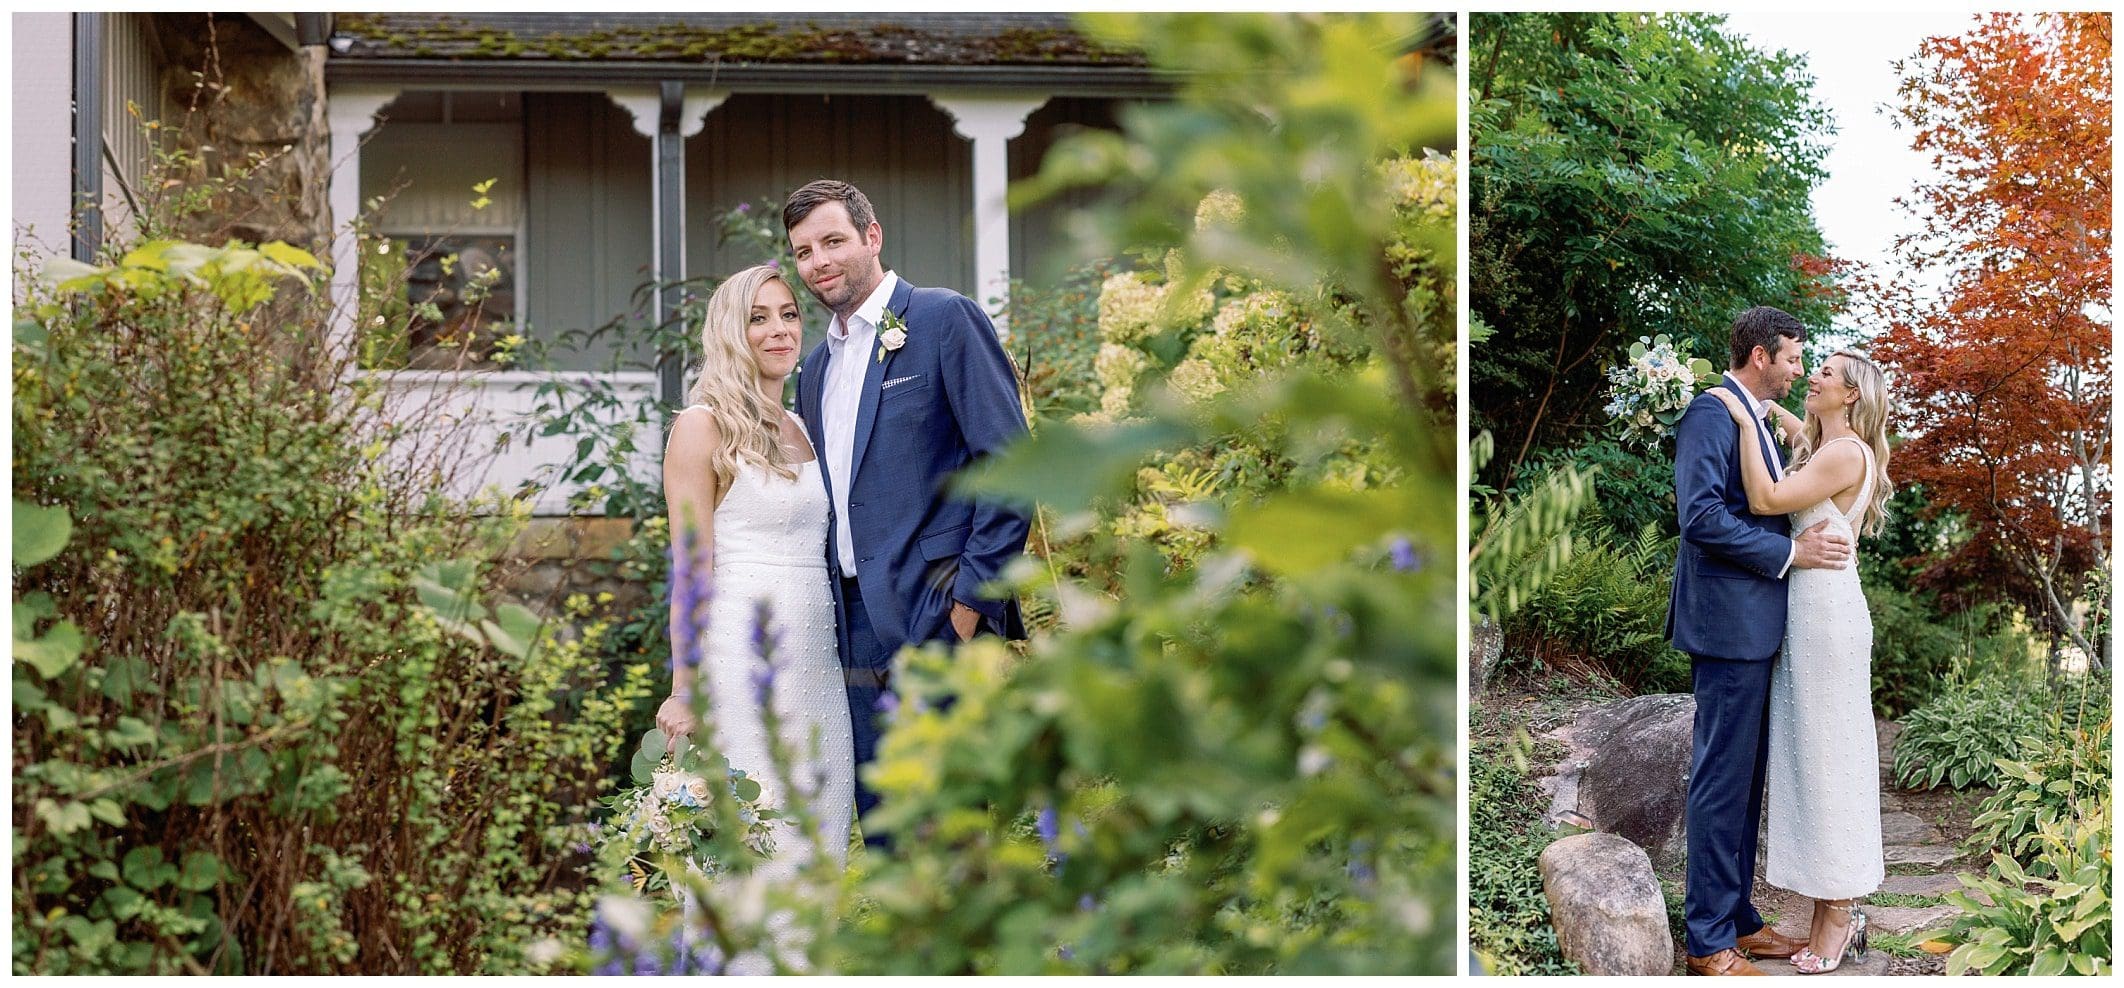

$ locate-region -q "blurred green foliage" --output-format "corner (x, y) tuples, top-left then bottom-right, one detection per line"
(834, 12), (1455, 973)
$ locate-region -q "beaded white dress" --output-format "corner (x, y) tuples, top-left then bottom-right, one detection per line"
(684, 409), (853, 973)
(1764, 436), (1883, 900)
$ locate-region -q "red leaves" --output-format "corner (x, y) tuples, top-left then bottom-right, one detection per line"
(1863, 13), (2110, 608)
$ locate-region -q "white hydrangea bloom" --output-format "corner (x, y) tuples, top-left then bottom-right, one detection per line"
(1169, 357), (1226, 404)
(1097, 272), (1163, 345)
(1194, 189), (1245, 230)
(1094, 342), (1149, 392)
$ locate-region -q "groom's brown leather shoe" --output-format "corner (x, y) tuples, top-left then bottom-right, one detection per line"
(1735, 924), (1808, 959)
(1686, 949), (1766, 976)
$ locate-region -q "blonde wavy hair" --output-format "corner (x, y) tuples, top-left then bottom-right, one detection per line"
(1793, 349), (1894, 537)
(681, 264), (800, 487)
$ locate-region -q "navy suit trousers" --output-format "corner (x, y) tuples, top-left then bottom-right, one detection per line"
(839, 576), (894, 849)
(1684, 653), (1775, 957)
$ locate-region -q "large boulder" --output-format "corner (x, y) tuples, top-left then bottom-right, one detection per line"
(1542, 693), (1696, 873)
(1539, 832), (1672, 976)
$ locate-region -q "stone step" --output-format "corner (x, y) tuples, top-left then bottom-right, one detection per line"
(1884, 840), (1961, 868)
(1865, 903), (1961, 937)
(1880, 810), (1945, 846)
(1877, 873), (1961, 897)
(1755, 950), (1893, 977)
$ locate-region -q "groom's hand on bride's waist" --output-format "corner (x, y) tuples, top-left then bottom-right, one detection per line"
(1791, 519), (1853, 571)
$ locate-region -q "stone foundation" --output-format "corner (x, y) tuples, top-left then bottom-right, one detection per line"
(502, 516), (652, 614)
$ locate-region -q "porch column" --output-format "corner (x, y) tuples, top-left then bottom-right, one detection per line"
(610, 86), (728, 408)
(928, 93), (1047, 336)
(324, 85), (400, 361)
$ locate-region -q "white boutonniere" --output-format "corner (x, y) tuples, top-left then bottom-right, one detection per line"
(875, 310), (908, 364)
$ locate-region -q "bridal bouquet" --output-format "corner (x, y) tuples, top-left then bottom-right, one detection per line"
(592, 728), (778, 899)
(1603, 334), (1715, 447)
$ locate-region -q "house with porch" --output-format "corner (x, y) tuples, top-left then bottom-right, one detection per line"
(15, 12), (1160, 516)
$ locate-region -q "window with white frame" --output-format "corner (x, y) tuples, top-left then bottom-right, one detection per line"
(358, 90), (524, 370)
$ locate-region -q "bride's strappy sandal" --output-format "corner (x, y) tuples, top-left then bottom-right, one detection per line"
(1792, 902), (1867, 974)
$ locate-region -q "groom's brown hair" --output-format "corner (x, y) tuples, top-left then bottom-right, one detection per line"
(782, 179), (878, 235)
(1728, 306), (1805, 369)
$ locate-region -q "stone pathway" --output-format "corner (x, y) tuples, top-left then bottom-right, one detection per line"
(1745, 720), (1972, 977)
(1512, 688), (1992, 977)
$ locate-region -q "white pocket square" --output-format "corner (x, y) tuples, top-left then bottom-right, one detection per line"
(882, 375), (923, 389)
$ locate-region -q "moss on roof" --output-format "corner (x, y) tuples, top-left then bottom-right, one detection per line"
(332, 13), (1145, 66)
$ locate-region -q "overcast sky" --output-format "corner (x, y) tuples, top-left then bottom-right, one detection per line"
(1721, 10), (1985, 336)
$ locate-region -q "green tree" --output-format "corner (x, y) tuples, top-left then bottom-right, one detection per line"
(1469, 11), (1838, 495)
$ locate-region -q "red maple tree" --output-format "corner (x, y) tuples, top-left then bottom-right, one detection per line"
(1867, 12), (2111, 666)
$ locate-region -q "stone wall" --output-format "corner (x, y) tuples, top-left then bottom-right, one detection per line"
(150, 13), (332, 253)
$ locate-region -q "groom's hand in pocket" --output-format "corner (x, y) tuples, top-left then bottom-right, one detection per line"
(949, 600), (981, 642)
(1792, 519), (1853, 570)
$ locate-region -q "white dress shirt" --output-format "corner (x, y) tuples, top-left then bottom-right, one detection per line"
(1726, 374), (1795, 578)
(822, 271), (900, 573)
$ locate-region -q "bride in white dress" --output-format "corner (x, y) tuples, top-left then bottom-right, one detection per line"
(1708, 350), (1893, 975)
(656, 263), (855, 973)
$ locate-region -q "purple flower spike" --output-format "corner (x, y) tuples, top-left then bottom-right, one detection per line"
(667, 527), (714, 673)
(1035, 805), (1060, 855)
(874, 691), (899, 714)
(1389, 537), (1420, 573)
(1078, 893), (1097, 913)
(750, 661), (776, 708)
(750, 599), (780, 662)
(1347, 837), (1377, 885)
(748, 601), (781, 705)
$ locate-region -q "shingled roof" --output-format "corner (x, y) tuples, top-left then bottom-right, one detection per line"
(330, 12), (1144, 66)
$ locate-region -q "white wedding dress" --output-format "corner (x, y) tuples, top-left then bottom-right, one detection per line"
(1764, 436), (1884, 899)
(683, 409), (854, 974)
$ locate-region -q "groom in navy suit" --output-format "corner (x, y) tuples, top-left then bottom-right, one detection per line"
(1666, 306), (1851, 976)
(784, 180), (1031, 845)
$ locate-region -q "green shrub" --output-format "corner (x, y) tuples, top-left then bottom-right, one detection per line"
(1967, 718), (2110, 874)
(2049, 669), (2112, 732)
(12, 146), (640, 973)
(1002, 262), (1112, 422)
(1468, 747), (1578, 976)
(1943, 804), (2112, 976)
(1524, 438), (1678, 540)
(1866, 585), (1979, 718)
(1892, 677), (2048, 790)
(1500, 521), (1689, 693)
(1866, 580), (2039, 720)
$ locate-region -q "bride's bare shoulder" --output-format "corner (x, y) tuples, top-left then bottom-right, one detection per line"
(665, 406), (722, 456)
(1810, 436), (1868, 475)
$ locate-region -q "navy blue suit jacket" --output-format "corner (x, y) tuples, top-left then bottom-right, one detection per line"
(796, 276), (1031, 653)
(1664, 374), (1794, 661)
